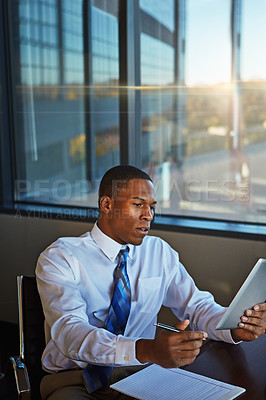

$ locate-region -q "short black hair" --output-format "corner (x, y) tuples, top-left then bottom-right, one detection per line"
(98, 165), (152, 206)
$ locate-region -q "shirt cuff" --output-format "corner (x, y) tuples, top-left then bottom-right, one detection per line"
(221, 329), (242, 344)
(115, 336), (143, 365)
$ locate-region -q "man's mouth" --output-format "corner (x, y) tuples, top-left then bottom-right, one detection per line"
(136, 227), (149, 234)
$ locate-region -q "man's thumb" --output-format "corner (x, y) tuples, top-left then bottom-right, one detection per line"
(175, 319), (190, 331)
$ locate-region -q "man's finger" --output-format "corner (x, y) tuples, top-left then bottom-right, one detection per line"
(253, 303), (266, 311)
(238, 321), (265, 333)
(169, 330), (207, 342)
(242, 314), (266, 326)
(175, 339), (204, 351)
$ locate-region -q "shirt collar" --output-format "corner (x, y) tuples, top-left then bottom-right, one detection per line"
(91, 222), (134, 262)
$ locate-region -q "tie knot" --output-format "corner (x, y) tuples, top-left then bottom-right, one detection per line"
(119, 246), (129, 263)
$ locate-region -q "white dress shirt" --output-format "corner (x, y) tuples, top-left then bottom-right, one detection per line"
(36, 222), (234, 373)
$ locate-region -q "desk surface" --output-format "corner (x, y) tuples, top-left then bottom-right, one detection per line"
(184, 334), (266, 399)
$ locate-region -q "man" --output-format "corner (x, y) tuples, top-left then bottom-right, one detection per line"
(36, 165), (266, 400)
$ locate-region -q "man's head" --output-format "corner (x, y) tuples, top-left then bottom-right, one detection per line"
(98, 165), (157, 245)
(98, 165), (153, 206)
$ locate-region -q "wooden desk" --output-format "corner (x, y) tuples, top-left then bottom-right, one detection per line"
(184, 334), (266, 399)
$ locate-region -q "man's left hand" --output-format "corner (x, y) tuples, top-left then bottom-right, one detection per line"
(231, 303), (266, 342)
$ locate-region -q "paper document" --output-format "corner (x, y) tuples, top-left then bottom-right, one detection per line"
(110, 364), (245, 400)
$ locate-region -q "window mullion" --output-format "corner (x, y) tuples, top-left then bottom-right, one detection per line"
(119, 0), (141, 167)
(174, 0), (186, 166)
(231, 0), (242, 151)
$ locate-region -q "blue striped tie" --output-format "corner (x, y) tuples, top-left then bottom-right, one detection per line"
(83, 247), (131, 393)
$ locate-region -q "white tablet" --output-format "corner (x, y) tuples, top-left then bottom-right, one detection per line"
(216, 258), (266, 330)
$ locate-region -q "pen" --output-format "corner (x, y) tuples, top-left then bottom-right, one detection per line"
(153, 322), (181, 332)
(153, 322), (207, 340)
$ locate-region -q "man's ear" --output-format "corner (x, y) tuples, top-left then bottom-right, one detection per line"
(99, 196), (112, 215)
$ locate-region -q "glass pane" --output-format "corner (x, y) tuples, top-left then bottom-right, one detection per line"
(178, 0), (233, 221)
(140, 0), (175, 32)
(240, 0), (266, 220)
(11, 0), (119, 206)
(140, 0), (250, 222)
(140, 0), (176, 204)
(186, 1), (231, 86)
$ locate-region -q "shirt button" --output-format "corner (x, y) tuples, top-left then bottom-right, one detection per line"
(124, 355), (129, 362)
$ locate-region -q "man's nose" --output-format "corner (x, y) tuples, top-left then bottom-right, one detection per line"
(140, 206), (154, 221)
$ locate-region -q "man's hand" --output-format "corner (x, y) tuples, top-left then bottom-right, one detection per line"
(136, 320), (208, 368)
(231, 303), (266, 342)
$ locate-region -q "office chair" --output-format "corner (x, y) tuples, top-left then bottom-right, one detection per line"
(9, 276), (46, 400)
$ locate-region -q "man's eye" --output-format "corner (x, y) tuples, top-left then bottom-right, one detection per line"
(133, 203), (141, 207)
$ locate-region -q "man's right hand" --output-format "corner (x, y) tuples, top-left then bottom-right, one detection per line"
(136, 320), (207, 368)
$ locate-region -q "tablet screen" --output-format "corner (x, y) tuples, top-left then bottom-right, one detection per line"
(216, 258), (266, 330)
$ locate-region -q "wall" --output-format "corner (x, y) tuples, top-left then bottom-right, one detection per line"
(1, 213), (266, 324)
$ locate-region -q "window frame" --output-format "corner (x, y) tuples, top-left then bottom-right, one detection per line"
(0, 0), (15, 209)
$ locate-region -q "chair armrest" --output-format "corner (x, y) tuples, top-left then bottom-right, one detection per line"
(9, 356), (31, 400)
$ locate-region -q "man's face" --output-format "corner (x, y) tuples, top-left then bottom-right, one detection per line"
(100, 179), (157, 245)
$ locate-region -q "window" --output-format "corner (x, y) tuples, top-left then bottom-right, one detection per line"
(9, 0), (119, 207)
(2, 0), (266, 229)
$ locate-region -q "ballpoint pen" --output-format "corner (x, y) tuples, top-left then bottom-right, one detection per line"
(153, 322), (182, 332)
(153, 322), (207, 339)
